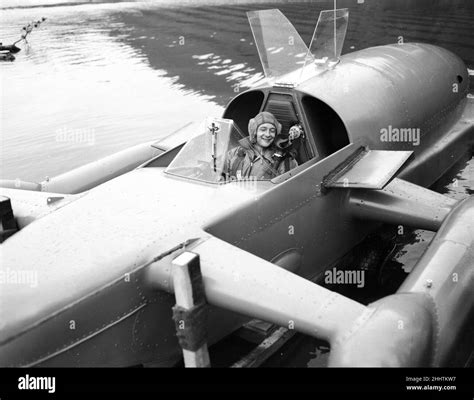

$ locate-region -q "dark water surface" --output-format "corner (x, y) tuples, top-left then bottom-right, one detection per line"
(1, 0), (473, 367)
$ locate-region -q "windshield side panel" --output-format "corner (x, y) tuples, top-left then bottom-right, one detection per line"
(165, 119), (243, 184)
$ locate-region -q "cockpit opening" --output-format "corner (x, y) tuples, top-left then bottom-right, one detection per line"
(223, 90), (265, 136)
(224, 90), (311, 166)
(301, 95), (349, 157)
(164, 116), (300, 185)
(163, 91), (350, 185)
(261, 92), (311, 165)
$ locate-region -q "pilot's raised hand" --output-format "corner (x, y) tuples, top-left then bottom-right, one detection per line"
(288, 124), (304, 142)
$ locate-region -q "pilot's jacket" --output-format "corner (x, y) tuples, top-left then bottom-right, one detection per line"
(225, 137), (298, 180)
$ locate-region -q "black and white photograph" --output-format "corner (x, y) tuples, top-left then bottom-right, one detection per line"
(0, 0), (473, 395)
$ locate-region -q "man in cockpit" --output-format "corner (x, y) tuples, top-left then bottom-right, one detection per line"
(225, 111), (299, 180)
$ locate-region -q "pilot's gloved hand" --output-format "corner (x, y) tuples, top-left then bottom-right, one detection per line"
(289, 124), (304, 142)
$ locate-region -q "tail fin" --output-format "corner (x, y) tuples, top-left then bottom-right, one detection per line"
(247, 8), (349, 86)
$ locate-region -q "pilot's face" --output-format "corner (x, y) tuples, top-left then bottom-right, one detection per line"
(256, 123), (276, 148)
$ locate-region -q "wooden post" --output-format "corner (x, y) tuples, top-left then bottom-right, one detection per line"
(172, 251), (210, 368)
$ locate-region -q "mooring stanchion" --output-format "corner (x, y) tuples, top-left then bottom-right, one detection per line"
(171, 251), (210, 368)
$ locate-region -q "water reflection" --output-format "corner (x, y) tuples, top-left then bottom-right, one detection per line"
(192, 52), (264, 89)
(0, 3), (222, 181)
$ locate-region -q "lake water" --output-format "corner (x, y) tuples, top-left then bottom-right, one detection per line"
(1, 0), (473, 367)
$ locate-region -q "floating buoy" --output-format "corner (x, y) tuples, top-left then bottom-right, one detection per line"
(0, 17), (47, 62)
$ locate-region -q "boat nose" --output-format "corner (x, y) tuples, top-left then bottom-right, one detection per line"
(329, 293), (435, 367)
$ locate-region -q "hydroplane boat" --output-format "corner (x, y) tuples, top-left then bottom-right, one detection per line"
(0, 9), (473, 367)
